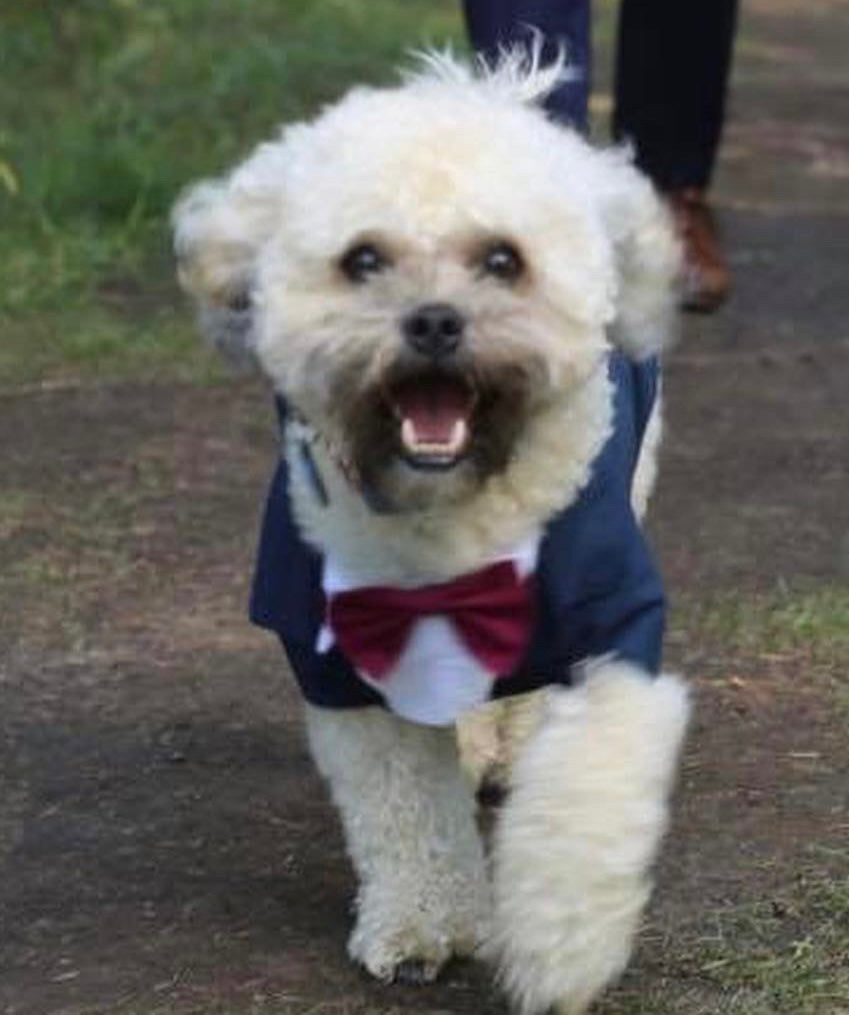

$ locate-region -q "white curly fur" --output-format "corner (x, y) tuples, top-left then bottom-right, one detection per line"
(172, 51), (679, 373)
(305, 704), (490, 982)
(405, 36), (579, 105)
(631, 389), (663, 522)
(489, 663), (690, 1015)
(173, 49), (685, 1013)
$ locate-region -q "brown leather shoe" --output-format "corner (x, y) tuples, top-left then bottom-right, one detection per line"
(666, 188), (731, 313)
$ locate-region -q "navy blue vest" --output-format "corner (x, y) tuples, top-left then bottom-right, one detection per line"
(250, 354), (665, 710)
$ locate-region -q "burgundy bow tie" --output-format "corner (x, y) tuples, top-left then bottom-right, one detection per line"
(326, 561), (535, 681)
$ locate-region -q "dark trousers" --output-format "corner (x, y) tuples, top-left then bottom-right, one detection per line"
(462, 0), (739, 190)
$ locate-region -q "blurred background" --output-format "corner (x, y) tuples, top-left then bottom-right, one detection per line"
(1, 0), (466, 384)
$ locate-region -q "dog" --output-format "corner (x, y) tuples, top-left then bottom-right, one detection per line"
(172, 49), (689, 1015)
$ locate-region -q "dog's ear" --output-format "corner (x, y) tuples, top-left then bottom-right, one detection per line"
(599, 155), (682, 358)
(171, 143), (285, 363)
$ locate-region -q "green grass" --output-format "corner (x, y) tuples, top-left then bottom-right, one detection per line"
(0, 0), (463, 386)
(670, 584), (849, 726)
(685, 869), (849, 1014)
(674, 585), (849, 665)
(599, 857), (849, 1015)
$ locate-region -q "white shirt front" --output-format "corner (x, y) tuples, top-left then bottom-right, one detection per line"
(317, 537), (541, 726)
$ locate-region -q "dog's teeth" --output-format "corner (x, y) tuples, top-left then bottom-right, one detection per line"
(401, 416), (469, 459)
(448, 418), (468, 454)
(401, 418), (418, 453)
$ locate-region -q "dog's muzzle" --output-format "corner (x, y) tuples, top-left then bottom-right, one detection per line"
(389, 303), (475, 469)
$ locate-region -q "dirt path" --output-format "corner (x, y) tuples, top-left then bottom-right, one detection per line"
(1, 1), (848, 1013)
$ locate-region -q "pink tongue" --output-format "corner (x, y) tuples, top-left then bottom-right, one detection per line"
(392, 376), (472, 442)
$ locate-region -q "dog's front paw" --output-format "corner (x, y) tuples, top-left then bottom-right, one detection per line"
(348, 910), (452, 984)
(348, 886), (487, 984)
(489, 667), (690, 1015)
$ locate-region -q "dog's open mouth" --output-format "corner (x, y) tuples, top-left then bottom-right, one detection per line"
(386, 372), (477, 470)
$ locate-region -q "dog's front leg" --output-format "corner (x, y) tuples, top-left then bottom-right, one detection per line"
(488, 662), (689, 1015)
(306, 704), (490, 984)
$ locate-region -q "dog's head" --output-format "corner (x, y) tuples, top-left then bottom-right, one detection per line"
(173, 51), (679, 512)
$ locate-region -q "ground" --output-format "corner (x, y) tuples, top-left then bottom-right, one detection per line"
(1, 1), (848, 1013)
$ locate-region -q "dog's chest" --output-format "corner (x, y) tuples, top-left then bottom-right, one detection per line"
(317, 538), (540, 725)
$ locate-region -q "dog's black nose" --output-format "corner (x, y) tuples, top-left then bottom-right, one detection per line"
(401, 303), (465, 359)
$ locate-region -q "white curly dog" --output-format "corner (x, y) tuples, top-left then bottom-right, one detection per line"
(173, 50), (689, 1015)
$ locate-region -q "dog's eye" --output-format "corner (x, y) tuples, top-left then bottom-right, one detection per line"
(480, 242), (525, 283)
(339, 243), (390, 284)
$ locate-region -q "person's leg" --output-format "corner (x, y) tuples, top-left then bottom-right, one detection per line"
(613, 0), (738, 189)
(613, 0), (739, 310)
(462, 0), (591, 131)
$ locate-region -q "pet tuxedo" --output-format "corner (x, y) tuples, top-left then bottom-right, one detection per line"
(251, 353), (665, 724)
